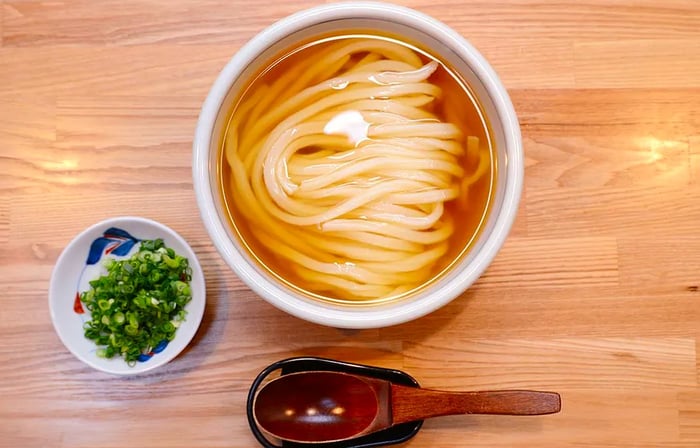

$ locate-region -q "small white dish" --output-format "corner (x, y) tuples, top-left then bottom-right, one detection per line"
(49, 216), (206, 375)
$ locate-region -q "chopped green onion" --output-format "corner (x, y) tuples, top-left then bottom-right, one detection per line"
(80, 239), (192, 363)
(113, 312), (125, 325)
(97, 299), (111, 311)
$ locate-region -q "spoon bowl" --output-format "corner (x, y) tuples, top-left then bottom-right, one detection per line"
(254, 371), (383, 443)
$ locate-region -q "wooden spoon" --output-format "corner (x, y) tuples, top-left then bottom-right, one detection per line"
(253, 371), (561, 444)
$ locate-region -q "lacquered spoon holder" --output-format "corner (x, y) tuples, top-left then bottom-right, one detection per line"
(247, 357), (423, 448)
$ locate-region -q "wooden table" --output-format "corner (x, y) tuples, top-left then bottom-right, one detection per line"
(1, 1), (699, 447)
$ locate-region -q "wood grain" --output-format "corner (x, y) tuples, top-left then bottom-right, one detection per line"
(690, 136), (700, 185)
(478, 236), (619, 288)
(573, 39), (700, 89)
(1, 1), (699, 447)
(403, 338), (697, 389)
(679, 391), (700, 443)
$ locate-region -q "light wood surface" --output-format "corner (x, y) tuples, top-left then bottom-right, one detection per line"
(1, 1), (699, 447)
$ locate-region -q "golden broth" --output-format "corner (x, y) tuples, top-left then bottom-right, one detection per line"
(219, 33), (496, 304)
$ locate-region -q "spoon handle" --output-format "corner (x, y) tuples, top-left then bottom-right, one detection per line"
(390, 384), (561, 425)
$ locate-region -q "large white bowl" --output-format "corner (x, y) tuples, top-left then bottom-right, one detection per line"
(192, 2), (523, 329)
(49, 217), (206, 375)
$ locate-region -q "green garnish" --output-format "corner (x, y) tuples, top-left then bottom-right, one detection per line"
(80, 238), (192, 364)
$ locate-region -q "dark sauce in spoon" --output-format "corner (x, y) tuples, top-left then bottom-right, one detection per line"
(253, 371), (379, 443)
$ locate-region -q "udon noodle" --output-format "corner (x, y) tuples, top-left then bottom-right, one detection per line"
(222, 36), (492, 301)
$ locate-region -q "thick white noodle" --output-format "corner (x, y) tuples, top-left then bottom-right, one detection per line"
(223, 38), (488, 300)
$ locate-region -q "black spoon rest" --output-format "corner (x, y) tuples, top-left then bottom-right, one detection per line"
(247, 357), (424, 448)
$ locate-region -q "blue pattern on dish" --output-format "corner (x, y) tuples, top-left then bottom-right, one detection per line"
(86, 227), (140, 265)
(137, 340), (169, 362)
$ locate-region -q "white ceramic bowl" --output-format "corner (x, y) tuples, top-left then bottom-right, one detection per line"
(192, 2), (523, 329)
(49, 217), (206, 375)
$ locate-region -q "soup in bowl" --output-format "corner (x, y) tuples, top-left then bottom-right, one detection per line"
(192, 2), (523, 328)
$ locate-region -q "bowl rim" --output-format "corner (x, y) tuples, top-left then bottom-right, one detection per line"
(192, 1), (523, 329)
(48, 216), (206, 375)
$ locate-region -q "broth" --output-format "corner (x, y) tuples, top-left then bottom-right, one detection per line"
(219, 33), (496, 304)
